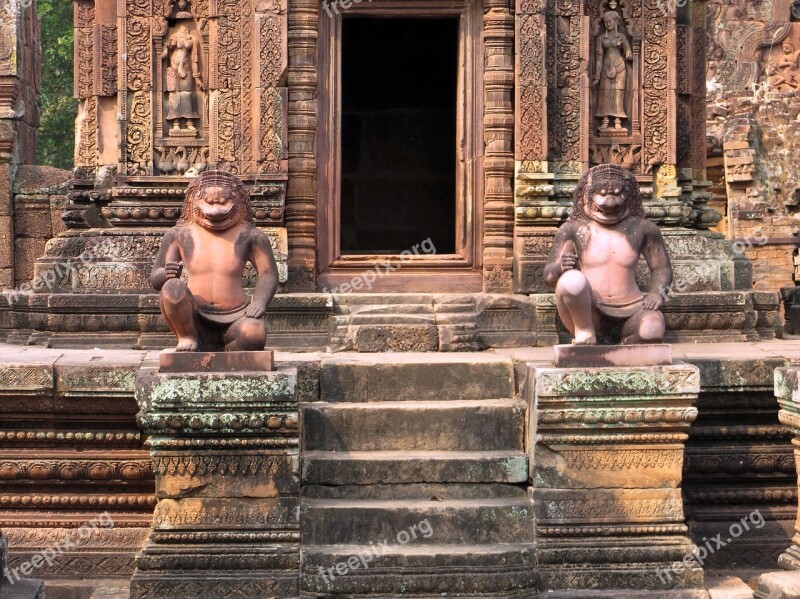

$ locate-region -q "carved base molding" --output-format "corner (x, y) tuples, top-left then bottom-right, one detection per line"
(0, 533), (44, 598)
(685, 356), (796, 570)
(774, 367), (800, 571)
(0, 348), (154, 578)
(0, 290), (777, 351)
(130, 366), (300, 599)
(528, 364), (705, 594)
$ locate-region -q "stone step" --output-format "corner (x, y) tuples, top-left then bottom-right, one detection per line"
(303, 483), (526, 500)
(706, 574), (754, 599)
(301, 400), (525, 452)
(319, 355), (515, 402)
(300, 492), (534, 546)
(301, 543), (535, 596)
(301, 450), (528, 484)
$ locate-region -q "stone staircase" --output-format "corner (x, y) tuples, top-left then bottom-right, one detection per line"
(299, 355), (535, 598)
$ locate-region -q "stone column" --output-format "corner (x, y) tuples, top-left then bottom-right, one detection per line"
(775, 367), (800, 570)
(129, 359), (300, 599)
(528, 363), (706, 597)
(0, 0), (39, 290)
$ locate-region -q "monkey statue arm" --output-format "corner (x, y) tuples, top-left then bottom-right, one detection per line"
(151, 228), (183, 291)
(641, 221), (672, 310)
(244, 228), (279, 319)
(544, 223), (579, 288)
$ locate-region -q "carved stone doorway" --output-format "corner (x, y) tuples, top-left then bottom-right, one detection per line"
(317, 0), (484, 293)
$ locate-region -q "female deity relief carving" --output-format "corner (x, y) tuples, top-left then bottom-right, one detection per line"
(162, 25), (204, 135)
(767, 39), (800, 91)
(592, 10), (632, 134)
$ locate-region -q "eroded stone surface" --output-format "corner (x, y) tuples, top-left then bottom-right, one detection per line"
(754, 571), (800, 599)
(131, 367), (300, 599)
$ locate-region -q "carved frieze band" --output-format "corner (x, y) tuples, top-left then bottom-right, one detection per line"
(536, 366), (700, 396)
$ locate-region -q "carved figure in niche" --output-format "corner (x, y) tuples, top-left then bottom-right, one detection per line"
(162, 25), (204, 134)
(544, 164), (673, 345)
(767, 40), (800, 91)
(592, 11), (632, 133)
(151, 170), (279, 351)
(164, 0), (193, 18)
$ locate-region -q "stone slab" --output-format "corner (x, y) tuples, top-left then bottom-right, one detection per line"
(553, 343), (672, 367)
(301, 450), (528, 485)
(754, 570), (800, 598)
(319, 355), (515, 402)
(159, 350), (275, 373)
(706, 575), (754, 599)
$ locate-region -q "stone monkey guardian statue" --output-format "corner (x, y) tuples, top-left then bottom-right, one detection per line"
(151, 170), (279, 352)
(544, 164), (673, 345)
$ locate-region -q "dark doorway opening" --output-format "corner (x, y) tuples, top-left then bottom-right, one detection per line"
(340, 17), (458, 255)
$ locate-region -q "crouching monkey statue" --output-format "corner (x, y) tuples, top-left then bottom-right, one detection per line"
(544, 164), (673, 345)
(151, 170), (279, 351)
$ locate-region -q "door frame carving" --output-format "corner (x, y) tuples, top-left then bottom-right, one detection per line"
(316, 0), (484, 292)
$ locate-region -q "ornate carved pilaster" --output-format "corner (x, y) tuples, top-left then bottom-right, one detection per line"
(256, 0), (288, 176)
(122, 14), (153, 176)
(642, 0), (675, 171)
(549, 0), (588, 176)
(285, 0), (318, 290)
(482, 0), (515, 292)
(688, 0), (718, 230)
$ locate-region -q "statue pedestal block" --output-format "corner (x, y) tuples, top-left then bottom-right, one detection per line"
(528, 363), (705, 596)
(774, 367), (800, 571)
(129, 363), (299, 599)
(159, 349), (275, 373)
(553, 344), (673, 367)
